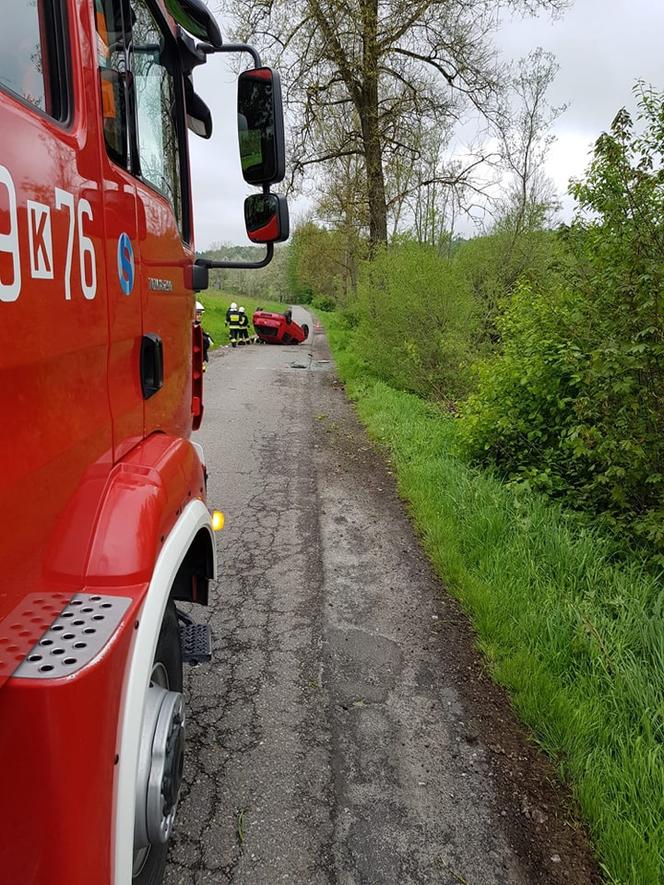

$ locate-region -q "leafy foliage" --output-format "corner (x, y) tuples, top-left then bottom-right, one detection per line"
(453, 227), (566, 343)
(353, 241), (480, 402)
(460, 86), (664, 560)
(286, 222), (362, 307)
(311, 294), (336, 312)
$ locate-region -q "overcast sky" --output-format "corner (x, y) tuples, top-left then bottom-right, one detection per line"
(189, 0), (664, 249)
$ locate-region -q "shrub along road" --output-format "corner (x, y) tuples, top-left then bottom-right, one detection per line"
(165, 310), (597, 885)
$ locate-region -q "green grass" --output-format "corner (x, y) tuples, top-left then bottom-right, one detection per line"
(198, 291), (285, 348)
(321, 309), (664, 885)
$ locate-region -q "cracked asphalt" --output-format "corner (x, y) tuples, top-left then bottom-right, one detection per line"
(165, 308), (598, 885)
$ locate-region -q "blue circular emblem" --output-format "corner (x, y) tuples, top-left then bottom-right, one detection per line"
(117, 232), (135, 296)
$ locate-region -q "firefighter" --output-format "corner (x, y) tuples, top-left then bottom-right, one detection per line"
(194, 301), (213, 369)
(238, 306), (250, 344)
(225, 301), (237, 325)
(225, 302), (241, 347)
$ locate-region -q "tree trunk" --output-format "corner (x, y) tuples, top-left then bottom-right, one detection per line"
(362, 119), (388, 250)
(360, 0), (388, 253)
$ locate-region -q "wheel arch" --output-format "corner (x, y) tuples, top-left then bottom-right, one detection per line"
(171, 524), (215, 606)
(112, 498), (216, 885)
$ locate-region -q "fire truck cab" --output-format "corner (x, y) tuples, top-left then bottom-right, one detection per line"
(0, 2), (287, 883)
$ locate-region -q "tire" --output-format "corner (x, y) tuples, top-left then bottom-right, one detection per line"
(301, 323), (309, 341)
(133, 603), (183, 885)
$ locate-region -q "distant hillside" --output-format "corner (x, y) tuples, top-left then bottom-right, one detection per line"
(196, 242), (289, 301)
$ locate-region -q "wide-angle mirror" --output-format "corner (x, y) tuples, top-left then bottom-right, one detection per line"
(244, 193), (289, 244)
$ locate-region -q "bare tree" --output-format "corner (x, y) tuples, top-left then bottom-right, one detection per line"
(221, 0), (569, 251)
(493, 48), (566, 241)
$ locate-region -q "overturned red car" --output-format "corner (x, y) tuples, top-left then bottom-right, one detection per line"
(252, 309), (310, 345)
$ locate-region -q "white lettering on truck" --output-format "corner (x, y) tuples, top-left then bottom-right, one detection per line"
(27, 201), (54, 280)
(0, 164), (97, 303)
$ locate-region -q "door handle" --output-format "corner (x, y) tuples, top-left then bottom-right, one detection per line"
(140, 334), (164, 399)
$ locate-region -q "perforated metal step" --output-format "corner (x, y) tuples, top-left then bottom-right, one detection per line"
(14, 593), (132, 680)
(179, 623), (212, 664)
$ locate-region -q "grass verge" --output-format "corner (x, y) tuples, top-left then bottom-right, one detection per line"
(321, 309), (664, 885)
(199, 291), (284, 349)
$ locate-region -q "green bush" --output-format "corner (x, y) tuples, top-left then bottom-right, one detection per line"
(459, 86), (664, 561)
(354, 242), (480, 402)
(311, 294), (336, 312)
(458, 281), (588, 495)
(295, 288), (314, 304)
(454, 228), (567, 343)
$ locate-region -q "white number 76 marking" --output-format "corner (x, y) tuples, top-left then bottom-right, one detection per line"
(55, 187), (97, 301)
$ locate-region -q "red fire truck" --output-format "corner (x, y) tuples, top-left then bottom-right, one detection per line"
(0, 2), (287, 883)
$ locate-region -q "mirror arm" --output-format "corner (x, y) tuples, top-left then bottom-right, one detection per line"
(203, 42), (263, 67)
(196, 243), (274, 271)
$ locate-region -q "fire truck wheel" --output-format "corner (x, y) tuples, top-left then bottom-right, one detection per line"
(133, 602), (184, 884)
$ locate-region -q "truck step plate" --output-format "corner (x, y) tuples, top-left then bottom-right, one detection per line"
(13, 594), (132, 680)
(179, 623), (212, 664)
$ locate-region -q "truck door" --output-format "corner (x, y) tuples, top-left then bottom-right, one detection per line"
(94, 0), (144, 462)
(94, 0), (195, 458)
(129, 0), (195, 439)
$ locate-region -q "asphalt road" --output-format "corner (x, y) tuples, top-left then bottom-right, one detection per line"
(164, 309), (597, 885)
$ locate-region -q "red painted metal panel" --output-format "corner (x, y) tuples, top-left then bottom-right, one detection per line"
(0, 0), (112, 687)
(138, 185), (194, 441)
(87, 434), (206, 584)
(0, 591), (142, 885)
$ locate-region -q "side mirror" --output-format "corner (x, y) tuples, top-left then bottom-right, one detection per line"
(237, 68), (286, 185)
(244, 194), (289, 244)
(164, 0), (222, 48)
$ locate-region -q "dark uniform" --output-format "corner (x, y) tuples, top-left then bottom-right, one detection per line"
(202, 329), (213, 362)
(226, 306), (242, 347)
(238, 309), (250, 343)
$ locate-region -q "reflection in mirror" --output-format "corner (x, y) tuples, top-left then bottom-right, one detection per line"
(244, 194), (289, 244)
(237, 68), (285, 185)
